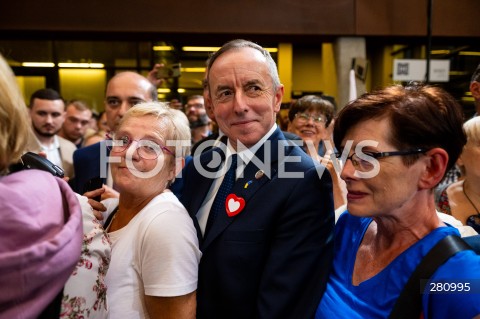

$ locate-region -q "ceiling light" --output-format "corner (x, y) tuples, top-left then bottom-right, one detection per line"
(182, 46), (220, 52)
(459, 51), (480, 56)
(177, 88), (186, 93)
(430, 50), (450, 55)
(182, 46), (278, 53)
(181, 67), (206, 73)
(153, 46), (174, 51)
(22, 62), (55, 67)
(157, 88), (171, 93)
(58, 63), (104, 68)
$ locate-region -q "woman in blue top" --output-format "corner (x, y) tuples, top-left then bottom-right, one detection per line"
(315, 84), (480, 319)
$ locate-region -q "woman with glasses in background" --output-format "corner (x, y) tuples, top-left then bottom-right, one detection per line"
(315, 84), (480, 319)
(102, 102), (201, 319)
(287, 95), (346, 210)
(436, 116), (480, 233)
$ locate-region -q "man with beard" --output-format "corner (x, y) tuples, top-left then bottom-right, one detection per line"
(26, 88), (76, 178)
(185, 95), (212, 144)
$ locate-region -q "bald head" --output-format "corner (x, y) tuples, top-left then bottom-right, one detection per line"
(104, 72), (157, 131)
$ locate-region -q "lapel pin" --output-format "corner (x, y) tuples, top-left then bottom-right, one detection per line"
(255, 170), (265, 180)
(225, 194), (245, 217)
(244, 180), (253, 189)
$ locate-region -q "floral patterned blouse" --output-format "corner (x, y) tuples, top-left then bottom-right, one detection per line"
(61, 195), (111, 319)
(435, 184), (452, 216)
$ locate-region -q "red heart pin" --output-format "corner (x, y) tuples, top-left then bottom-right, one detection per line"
(225, 194), (245, 217)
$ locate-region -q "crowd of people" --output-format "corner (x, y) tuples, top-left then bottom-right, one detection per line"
(1, 40), (480, 319)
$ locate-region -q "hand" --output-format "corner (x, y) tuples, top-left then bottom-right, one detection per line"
(147, 63), (166, 88)
(318, 150), (337, 174)
(83, 187), (106, 220)
(101, 184), (120, 200)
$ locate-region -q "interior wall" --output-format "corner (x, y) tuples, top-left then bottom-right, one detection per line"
(1, 0), (478, 37)
(59, 69), (106, 112)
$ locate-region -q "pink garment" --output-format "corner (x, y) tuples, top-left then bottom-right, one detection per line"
(0, 169), (83, 319)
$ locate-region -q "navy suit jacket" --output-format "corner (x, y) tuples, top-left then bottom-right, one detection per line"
(180, 128), (335, 319)
(71, 141), (109, 193)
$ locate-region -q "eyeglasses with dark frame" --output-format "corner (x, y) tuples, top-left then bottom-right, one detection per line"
(294, 112), (326, 124)
(337, 148), (429, 172)
(106, 133), (175, 160)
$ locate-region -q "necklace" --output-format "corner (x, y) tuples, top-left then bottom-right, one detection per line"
(462, 181), (480, 215)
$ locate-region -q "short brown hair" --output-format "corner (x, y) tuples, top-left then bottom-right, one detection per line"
(333, 84), (466, 173)
(288, 95), (335, 127)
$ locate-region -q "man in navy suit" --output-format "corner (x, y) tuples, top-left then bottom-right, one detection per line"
(180, 39), (335, 319)
(71, 71), (157, 193)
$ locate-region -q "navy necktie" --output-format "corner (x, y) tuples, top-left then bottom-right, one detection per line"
(205, 154), (238, 236)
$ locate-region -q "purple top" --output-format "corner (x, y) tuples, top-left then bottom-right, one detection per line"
(0, 169), (82, 318)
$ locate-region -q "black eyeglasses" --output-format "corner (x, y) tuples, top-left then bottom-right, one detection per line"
(338, 148), (429, 172)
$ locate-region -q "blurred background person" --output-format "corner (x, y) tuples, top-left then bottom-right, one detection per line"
(437, 63), (480, 190)
(315, 84), (480, 319)
(87, 110), (100, 133)
(84, 111), (110, 147)
(185, 94), (212, 144)
(288, 95), (346, 210)
(436, 116), (480, 233)
(26, 88), (77, 178)
(102, 102), (200, 318)
(168, 98), (184, 111)
(469, 63), (480, 116)
(0, 53), (82, 319)
(59, 99), (93, 148)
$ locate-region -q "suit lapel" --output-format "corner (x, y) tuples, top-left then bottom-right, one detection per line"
(201, 128), (285, 250)
(189, 152), (219, 215)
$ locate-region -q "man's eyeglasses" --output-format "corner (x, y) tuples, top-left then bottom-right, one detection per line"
(294, 112), (326, 125)
(106, 134), (175, 160)
(337, 148), (428, 172)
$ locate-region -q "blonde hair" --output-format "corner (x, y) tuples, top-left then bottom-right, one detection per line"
(463, 116), (480, 143)
(116, 101), (191, 157)
(0, 54), (30, 173)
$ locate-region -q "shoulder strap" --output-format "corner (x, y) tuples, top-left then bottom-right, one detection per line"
(463, 235), (480, 254)
(389, 235), (471, 319)
(103, 206), (119, 230)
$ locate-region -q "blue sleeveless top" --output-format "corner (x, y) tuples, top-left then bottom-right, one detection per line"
(315, 212), (480, 319)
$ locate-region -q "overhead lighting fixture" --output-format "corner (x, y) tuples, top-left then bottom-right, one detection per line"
(459, 51), (480, 56)
(177, 88), (186, 93)
(182, 46), (278, 53)
(449, 71), (469, 76)
(430, 50), (450, 55)
(157, 88), (171, 93)
(182, 46), (220, 52)
(181, 67), (206, 73)
(153, 46), (174, 51)
(58, 63), (104, 68)
(22, 62), (55, 67)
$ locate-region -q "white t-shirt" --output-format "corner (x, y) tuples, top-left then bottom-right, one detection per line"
(105, 191), (201, 319)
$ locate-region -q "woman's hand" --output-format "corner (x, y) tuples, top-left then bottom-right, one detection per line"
(83, 188), (106, 220)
